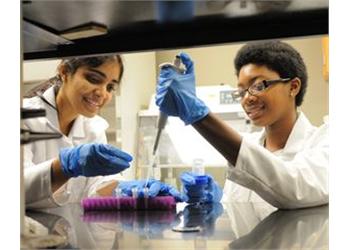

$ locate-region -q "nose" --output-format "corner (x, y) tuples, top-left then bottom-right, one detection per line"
(93, 85), (108, 99)
(243, 90), (250, 99)
(242, 91), (257, 104)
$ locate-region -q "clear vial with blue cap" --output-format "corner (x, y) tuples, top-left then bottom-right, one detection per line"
(192, 158), (205, 175)
(191, 158), (208, 204)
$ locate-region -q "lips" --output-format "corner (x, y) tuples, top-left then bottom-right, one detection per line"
(83, 96), (102, 111)
(245, 105), (265, 120)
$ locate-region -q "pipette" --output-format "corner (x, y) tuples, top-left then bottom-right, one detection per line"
(152, 55), (184, 156)
(145, 56), (185, 188)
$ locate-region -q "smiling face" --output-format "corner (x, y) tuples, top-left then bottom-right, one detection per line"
(59, 59), (121, 118)
(238, 63), (299, 127)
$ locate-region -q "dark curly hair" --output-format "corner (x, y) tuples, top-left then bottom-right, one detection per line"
(24, 55), (123, 98)
(234, 41), (308, 107)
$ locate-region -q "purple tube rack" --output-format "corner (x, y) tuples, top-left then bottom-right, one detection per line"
(81, 196), (176, 212)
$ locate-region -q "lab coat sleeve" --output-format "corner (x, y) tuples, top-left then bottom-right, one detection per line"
(227, 124), (328, 209)
(24, 150), (61, 209)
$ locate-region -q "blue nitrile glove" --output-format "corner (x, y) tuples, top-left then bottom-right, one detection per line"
(115, 179), (184, 202)
(180, 172), (223, 203)
(59, 143), (133, 178)
(156, 52), (210, 125)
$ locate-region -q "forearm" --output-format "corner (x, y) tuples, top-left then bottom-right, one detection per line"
(51, 159), (69, 193)
(96, 180), (118, 196)
(192, 112), (242, 165)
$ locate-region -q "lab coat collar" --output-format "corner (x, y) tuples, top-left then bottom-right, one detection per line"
(283, 112), (314, 154)
(258, 111), (314, 155)
(42, 86), (86, 139)
(42, 87), (60, 133)
(42, 86), (57, 109)
(68, 115), (86, 139)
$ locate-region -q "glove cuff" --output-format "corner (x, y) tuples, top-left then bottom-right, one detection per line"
(183, 98), (210, 125)
(210, 181), (223, 203)
(59, 147), (81, 178)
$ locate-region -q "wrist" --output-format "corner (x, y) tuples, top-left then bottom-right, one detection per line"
(96, 180), (119, 196)
(184, 100), (210, 125)
(59, 147), (81, 177)
(51, 158), (69, 193)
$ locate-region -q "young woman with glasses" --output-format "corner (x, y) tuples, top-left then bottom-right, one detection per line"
(155, 41), (328, 209)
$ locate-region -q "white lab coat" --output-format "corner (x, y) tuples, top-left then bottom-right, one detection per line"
(23, 86), (122, 209)
(222, 112), (329, 209)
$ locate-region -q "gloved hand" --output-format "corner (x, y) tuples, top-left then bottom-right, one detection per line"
(115, 179), (184, 202)
(156, 52), (210, 125)
(180, 172), (223, 203)
(59, 143), (132, 178)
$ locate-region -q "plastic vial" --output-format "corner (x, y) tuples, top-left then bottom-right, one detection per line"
(114, 187), (121, 197)
(192, 158), (205, 175)
(131, 187), (138, 210)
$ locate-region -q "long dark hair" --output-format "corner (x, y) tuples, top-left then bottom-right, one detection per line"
(24, 55), (124, 98)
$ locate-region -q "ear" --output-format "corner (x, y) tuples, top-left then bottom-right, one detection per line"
(57, 63), (68, 82)
(290, 77), (301, 97)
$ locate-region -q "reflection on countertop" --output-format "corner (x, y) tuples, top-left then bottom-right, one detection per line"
(228, 204), (328, 249)
(27, 201), (328, 249)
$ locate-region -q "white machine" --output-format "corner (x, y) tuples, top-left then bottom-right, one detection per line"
(137, 84), (252, 184)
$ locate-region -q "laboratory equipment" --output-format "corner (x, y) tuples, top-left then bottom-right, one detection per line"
(137, 84), (255, 185)
(187, 175), (208, 204)
(145, 56), (185, 187)
(156, 52), (210, 125)
(153, 55), (185, 154)
(192, 158), (205, 175)
(21, 128), (62, 145)
(185, 158), (209, 204)
(20, 108), (62, 144)
(152, 113), (168, 156)
(181, 171), (223, 203)
(153, 55), (185, 155)
(81, 196), (176, 211)
(116, 179), (184, 201)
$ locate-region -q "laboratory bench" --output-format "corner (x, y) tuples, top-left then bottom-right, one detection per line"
(25, 201), (328, 249)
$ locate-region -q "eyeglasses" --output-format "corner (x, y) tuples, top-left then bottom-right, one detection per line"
(232, 78), (292, 101)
